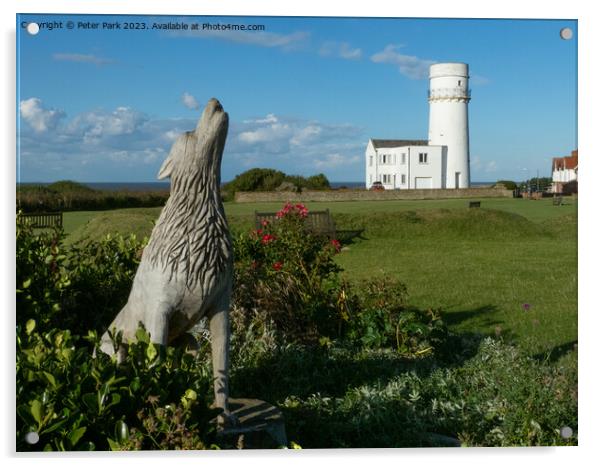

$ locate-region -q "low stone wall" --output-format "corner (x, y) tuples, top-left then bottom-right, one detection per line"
(235, 187), (513, 203)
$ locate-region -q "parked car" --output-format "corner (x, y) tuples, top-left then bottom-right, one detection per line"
(370, 181), (385, 191)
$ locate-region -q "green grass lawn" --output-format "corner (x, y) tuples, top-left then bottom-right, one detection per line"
(62, 197), (577, 358)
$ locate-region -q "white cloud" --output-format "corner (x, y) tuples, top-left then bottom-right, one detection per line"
(68, 107), (147, 143)
(18, 102), (366, 182)
(169, 28), (310, 50)
(227, 113), (365, 179)
(163, 129), (181, 142)
(53, 53), (113, 66)
(238, 118), (292, 145)
(243, 114), (278, 124)
(319, 41), (362, 60)
(370, 44), (435, 79)
(290, 125), (322, 146)
(315, 153), (360, 169)
(20, 98), (66, 133)
(181, 92), (200, 110)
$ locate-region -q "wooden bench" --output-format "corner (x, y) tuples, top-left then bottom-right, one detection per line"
(553, 195), (563, 206)
(18, 212), (63, 229)
(255, 209), (363, 243)
(468, 201), (481, 208)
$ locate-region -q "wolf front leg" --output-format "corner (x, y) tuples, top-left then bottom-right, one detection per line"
(208, 304), (237, 428)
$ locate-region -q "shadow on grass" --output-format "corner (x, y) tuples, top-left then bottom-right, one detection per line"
(442, 304), (503, 328)
(229, 329), (486, 448)
(532, 340), (578, 363)
(440, 304), (519, 343)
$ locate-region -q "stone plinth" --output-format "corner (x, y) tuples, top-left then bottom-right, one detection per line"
(217, 398), (287, 449)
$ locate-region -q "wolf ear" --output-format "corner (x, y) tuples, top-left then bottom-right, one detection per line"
(157, 154), (173, 180)
(158, 133), (188, 180)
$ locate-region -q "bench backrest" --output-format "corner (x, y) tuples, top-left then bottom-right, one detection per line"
(18, 212), (63, 229)
(255, 209), (336, 238)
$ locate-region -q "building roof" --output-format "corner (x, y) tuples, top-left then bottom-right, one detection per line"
(552, 149), (578, 171)
(371, 139), (429, 149)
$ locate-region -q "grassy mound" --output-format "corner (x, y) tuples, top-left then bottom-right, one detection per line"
(65, 207), (161, 245)
(333, 208), (551, 240)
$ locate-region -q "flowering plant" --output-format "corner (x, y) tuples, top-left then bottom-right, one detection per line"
(233, 203), (344, 343)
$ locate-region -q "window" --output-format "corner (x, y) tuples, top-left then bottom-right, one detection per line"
(419, 152), (428, 164)
(383, 174), (392, 184)
(382, 154), (387, 164)
(369, 156), (373, 167)
(458, 80), (461, 86)
(401, 153), (406, 165)
(369, 174), (373, 184)
(401, 174), (406, 184)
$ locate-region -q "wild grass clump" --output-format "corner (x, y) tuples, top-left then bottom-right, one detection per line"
(232, 338), (577, 448)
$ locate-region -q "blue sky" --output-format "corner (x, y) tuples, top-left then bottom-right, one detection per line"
(16, 14), (577, 183)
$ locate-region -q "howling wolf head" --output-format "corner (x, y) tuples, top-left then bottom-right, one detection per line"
(157, 98), (229, 191)
(143, 97), (232, 285)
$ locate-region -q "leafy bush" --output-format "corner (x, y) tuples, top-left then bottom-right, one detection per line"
(346, 278), (448, 356)
(16, 218), (218, 451)
(270, 338), (577, 448)
(222, 168), (331, 199)
(495, 180), (518, 190)
(231, 203), (447, 357)
(16, 323), (217, 451)
(17, 216), (145, 336)
(232, 202), (344, 344)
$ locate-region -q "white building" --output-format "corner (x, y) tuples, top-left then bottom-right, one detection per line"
(366, 62), (471, 190)
(551, 150), (578, 194)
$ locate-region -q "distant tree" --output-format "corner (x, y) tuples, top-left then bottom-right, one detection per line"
(495, 180), (518, 190)
(47, 180), (96, 193)
(305, 173), (331, 190)
(521, 177), (552, 192)
(223, 168), (286, 192)
(222, 168), (331, 195)
(283, 175), (305, 192)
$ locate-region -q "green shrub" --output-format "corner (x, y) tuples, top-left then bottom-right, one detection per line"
(16, 218), (218, 451)
(273, 338), (577, 448)
(222, 168), (331, 197)
(16, 215), (145, 336)
(232, 202), (344, 344)
(231, 203), (448, 357)
(16, 323), (217, 451)
(346, 277), (447, 356)
(495, 180), (518, 190)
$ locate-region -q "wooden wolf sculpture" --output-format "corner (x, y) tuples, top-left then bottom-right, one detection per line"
(99, 98), (235, 426)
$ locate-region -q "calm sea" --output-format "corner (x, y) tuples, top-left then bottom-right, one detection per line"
(19, 181), (496, 191)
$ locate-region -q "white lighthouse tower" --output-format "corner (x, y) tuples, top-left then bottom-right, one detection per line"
(428, 62), (471, 189)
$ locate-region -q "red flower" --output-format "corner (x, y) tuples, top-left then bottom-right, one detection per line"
(261, 220), (270, 227)
(330, 239), (341, 253)
(262, 234), (276, 244)
(276, 202), (309, 219)
(272, 261), (283, 271)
